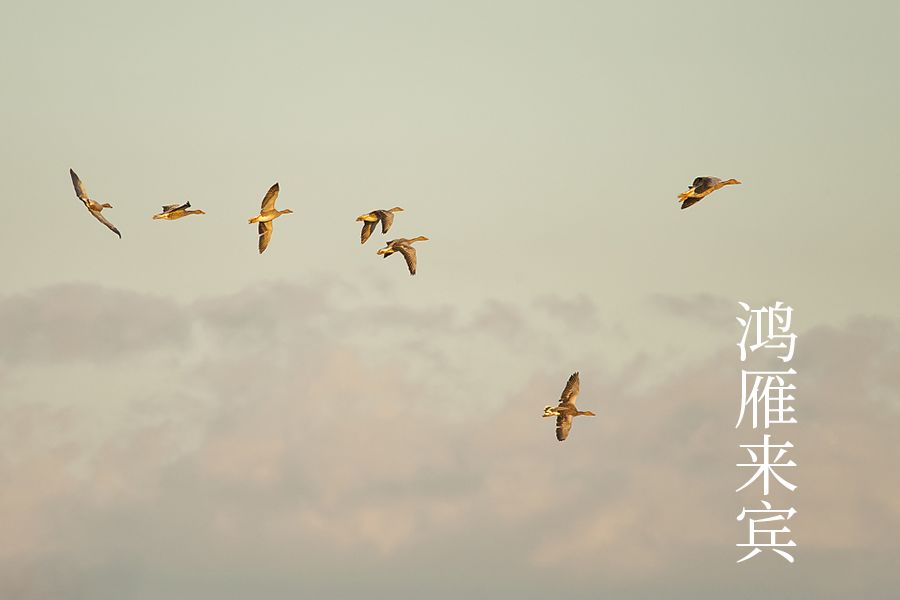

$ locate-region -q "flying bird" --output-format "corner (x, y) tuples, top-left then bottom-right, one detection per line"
(248, 182), (292, 254)
(677, 176), (741, 209)
(69, 169), (121, 238)
(542, 372), (596, 442)
(376, 236), (429, 275)
(152, 202), (206, 220)
(356, 207), (404, 244)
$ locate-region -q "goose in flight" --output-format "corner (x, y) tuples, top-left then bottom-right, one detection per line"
(542, 372), (595, 441)
(677, 176), (741, 209)
(152, 202), (206, 220)
(69, 169), (121, 238)
(376, 236), (428, 275)
(356, 207), (404, 244)
(248, 182), (292, 254)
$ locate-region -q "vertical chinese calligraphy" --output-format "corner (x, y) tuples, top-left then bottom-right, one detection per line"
(735, 302), (798, 563)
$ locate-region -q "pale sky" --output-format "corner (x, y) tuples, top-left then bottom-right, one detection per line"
(1, 1), (899, 598)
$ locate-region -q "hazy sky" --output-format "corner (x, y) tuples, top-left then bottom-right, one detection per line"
(1, 1), (899, 598)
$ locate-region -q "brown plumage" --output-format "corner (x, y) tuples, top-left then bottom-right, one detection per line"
(677, 176), (741, 210)
(152, 202), (206, 220)
(69, 169), (121, 238)
(376, 236), (429, 275)
(248, 183), (293, 254)
(356, 207), (404, 244)
(542, 372), (596, 441)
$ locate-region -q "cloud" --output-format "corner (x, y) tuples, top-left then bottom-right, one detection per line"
(1, 284), (899, 598)
(649, 292), (736, 327)
(533, 293), (602, 332)
(0, 284), (188, 365)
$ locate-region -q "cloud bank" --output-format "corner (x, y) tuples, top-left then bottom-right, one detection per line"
(1, 282), (898, 599)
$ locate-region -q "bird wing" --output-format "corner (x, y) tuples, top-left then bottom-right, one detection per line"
(558, 372), (580, 406)
(161, 202), (190, 213)
(691, 177), (717, 195)
(70, 169), (90, 202)
(556, 413), (573, 441)
(681, 196), (703, 210)
(397, 244), (417, 275)
(261, 183), (280, 211)
(89, 209), (121, 238)
(258, 220), (273, 254)
(378, 210), (395, 234)
(360, 220), (376, 244)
